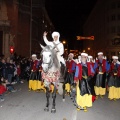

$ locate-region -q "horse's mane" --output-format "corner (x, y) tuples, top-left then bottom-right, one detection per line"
(41, 45), (60, 70)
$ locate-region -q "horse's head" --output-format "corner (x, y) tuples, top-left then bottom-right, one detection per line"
(40, 44), (54, 72)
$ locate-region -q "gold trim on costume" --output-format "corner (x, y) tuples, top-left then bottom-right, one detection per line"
(82, 76), (88, 79)
(114, 73), (117, 75)
(99, 72), (103, 74)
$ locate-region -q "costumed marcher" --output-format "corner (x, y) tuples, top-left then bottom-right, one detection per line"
(108, 56), (120, 100)
(88, 56), (95, 67)
(29, 54), (39, 91)
(88, 55), (96, 102)
(94, 52), (110, 99)
(65, 53), (76, 94)
(74, 53), (95, 112)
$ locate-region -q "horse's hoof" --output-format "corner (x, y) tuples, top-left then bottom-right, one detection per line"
(44, 107), (49, 112)
(62, 99), (65, 102)
(51, 109), (56, 113)
(70, 97), (73, 99)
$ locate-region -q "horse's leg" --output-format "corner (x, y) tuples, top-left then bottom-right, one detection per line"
(44, 86), (50, 111)
(71, 84), (77, 106)
(70, 82), (78, 108)
(51, 85), (57, 113)
(62, 82), (65, 101)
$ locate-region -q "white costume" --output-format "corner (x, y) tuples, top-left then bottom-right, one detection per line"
(43, 32), (65, 65)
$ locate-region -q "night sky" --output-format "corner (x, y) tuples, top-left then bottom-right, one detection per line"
(45, 0), (97, 49)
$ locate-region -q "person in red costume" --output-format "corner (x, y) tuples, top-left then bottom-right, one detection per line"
(74, 53), (95, 112)
(88, 55), (95, 67)
(88, 55), (96, 102)
(64, 53), (76, 94)
(94, 52), (110, 99)
(29, 54), (39, 91)
(108, 56), (120, 100)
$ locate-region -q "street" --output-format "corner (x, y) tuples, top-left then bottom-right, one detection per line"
(0, 81), (120, 120)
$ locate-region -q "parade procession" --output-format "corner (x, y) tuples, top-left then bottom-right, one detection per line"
(1, 0), (120, 120)
(1, 30), (120, 120)
(26, 31), (120, 113)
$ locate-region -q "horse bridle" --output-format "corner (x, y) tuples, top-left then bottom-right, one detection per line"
(41, 52), (53, 70)
(41, 46), (55, 71)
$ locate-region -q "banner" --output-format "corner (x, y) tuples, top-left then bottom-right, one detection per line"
(77, 36), (94, 40)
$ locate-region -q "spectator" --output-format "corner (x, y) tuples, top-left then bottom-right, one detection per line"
(16, 64), (23, 83)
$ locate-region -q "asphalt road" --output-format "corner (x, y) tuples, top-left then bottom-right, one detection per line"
(0, 81), (120, 120)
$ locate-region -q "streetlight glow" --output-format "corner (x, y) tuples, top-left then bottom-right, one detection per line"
(83, 50), (85, 52)
(88, 47), (90, 50)
(62, 40), (66, 44)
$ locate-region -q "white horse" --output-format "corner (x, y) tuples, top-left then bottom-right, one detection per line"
(40, 44), (67, 113)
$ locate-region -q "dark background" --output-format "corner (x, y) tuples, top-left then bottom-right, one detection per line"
(45, 0), (97, 50)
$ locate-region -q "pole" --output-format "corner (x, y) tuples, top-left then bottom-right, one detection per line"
(30, 0), (32, 57)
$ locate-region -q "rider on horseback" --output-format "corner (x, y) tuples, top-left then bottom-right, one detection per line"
(43, 31), (65, 66)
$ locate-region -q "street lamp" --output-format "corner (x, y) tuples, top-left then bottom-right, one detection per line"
(62, 40), (66, 44)
(88, 47), (91, 55)
(88, 47), (90, 50)
(83, 50), (85, 52)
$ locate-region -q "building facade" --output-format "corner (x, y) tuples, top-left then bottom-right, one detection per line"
(83, 0), (120, 59)
(0, 0), (54, 58)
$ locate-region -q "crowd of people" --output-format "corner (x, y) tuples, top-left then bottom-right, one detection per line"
(65, 52), (120, 111)
(0, 54), (31, 101)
